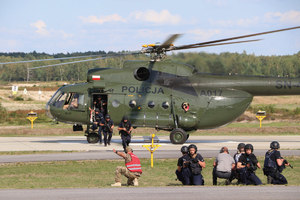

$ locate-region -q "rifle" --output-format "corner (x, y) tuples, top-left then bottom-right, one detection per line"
(244, 157), (257, 172)
(283, 159), (293, 169)
(104, 121), (113, 133)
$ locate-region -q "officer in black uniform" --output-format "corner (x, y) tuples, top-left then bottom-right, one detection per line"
(95, 96), (107, 115)
(263, 141), (290, 184)
(175, 146), (191, 185)
(237, 144), (262, 185)
(118, 116), (133, 152)
(100, 114), (114, 147)
(183, 144), (206, 185)
(231, 143), (245, 183)
(92, 108), (104, 144)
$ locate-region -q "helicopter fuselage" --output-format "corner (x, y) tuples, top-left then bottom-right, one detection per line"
(46, 60), (300, 144)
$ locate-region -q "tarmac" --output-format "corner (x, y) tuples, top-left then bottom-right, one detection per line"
(0, 135), (299, 163)
(1, 186), (300, 200)
(0, 135), (299, 152)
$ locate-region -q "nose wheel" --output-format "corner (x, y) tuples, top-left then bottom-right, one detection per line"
(170, 128), (187, 144)
(87, 132), (100, 143)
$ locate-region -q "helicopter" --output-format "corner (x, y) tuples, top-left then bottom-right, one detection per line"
(1, 26), (300, 144)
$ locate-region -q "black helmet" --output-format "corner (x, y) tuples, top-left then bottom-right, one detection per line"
(237, 143), (245, 151)
(105, 114), (110, 119)
(95, 108), (100, 113)
(122, 116), (128, 121)
(181, 146), (188, 154)
(270, 141), (280, 149)
(245, 144), (254, 152)
(188, 144), (197, 153)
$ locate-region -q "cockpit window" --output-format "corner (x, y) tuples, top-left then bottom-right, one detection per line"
(63, 93), (84, 110)
(53, 92), (68, 108)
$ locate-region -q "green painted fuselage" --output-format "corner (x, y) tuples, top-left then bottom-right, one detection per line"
(47, 60), (300, 133)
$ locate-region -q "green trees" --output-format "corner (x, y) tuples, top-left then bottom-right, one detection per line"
(0, 51), (299, 82)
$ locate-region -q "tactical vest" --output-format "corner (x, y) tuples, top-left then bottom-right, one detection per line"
(103, 121), (112, 132)
(120, 122), (131, 136)
(126, 153), (142, 173)
(189, 156), (202, 175)
(264, 150), (277, 169)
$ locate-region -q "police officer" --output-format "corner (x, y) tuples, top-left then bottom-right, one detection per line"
(95, 96), (107, 115)
(175, 146), (191, 185)
(118, 116), (133, 152)
(100, 114), (114, 147)
(183, 144), (205, 185)
(234, 143), (245, 163)
(92, 108), (104, 144)
(237, 144), (262, 185)
(232, 143), (245, 183)
(263, 141), (289, 184)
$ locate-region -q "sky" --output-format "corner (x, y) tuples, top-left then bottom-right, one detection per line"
(0, 0), (300, 56)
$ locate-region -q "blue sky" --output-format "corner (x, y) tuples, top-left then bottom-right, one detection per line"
(1, 0), (300, 55)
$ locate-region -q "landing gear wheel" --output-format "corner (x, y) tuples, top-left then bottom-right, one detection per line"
(87, 132), (99, 143)
(170, 128), (187, 144)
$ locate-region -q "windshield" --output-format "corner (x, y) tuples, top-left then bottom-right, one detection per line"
(46, 87), (65, 118)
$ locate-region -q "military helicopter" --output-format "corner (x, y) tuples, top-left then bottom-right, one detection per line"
(2, 26), (300, 144)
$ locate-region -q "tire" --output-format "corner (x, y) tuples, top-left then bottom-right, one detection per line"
(87, 132), (99, 143)
(170, 128), (187, 144)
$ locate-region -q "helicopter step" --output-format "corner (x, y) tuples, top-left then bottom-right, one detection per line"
(143, 135), (160, 143)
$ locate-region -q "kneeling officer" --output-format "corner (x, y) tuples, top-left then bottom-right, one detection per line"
(263, 141), (291, 184)
(183, 144), (206, 185)
(175, 146), (191, 185)
(237, 144), (262, 185)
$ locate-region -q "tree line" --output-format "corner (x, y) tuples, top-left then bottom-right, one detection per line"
(0, 50), (299, 82)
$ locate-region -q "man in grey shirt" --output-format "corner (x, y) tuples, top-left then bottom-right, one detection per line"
(213, 147), (235, 185)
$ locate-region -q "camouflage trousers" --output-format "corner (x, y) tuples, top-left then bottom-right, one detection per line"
(115, 166), (140, 185)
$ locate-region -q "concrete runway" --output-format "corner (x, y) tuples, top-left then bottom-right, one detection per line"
(0, 135), (299, 163)
(0, 186), (299, 200)
(1, 135), (300, 151)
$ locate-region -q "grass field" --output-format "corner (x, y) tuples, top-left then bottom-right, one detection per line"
(0, 157), (298, 189)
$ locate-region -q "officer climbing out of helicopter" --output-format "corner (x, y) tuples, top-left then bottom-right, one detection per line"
(175, 146), (191, 185)
(182, 144), (206, 185)
(100, 114), (114, 147)
(263, 141), (291, 184)
(95, 95), (107, 115)
(92, 108), (104, 144)
(237, 144), (262, 185)
(118, 116), (133, 152)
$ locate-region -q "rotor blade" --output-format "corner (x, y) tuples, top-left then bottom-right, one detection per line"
(29, 57), (109, 70)
(172, 39), (262, 50)
(157, 34), (182, 50)
(29, 52), (141, 70)
(0, 54), (107, 65)
(174, 26), (300, 50)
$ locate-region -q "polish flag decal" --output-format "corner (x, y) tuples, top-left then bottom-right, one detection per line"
(92, 75), (101, 80)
